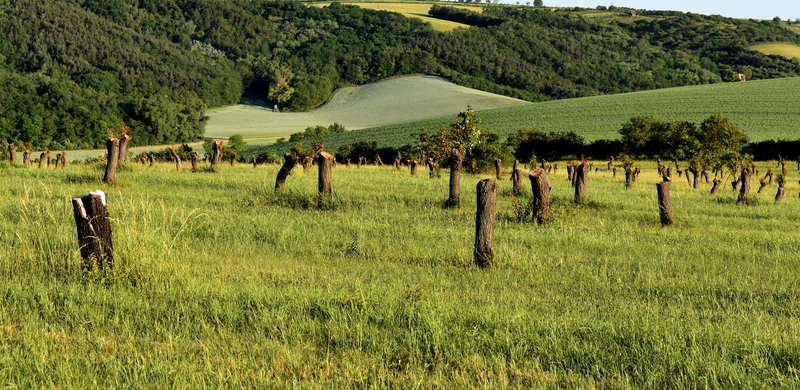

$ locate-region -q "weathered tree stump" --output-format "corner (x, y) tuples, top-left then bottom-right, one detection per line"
(410, 160), (418, 176)
(776, 186), (785, 201)
(547, 165), (552, 174)
(428, 158), (436, 178)
(613, 167), (617, 177)
(494, 158), (502, 180)
(445, 150), (463, 208)
(566, 164), (574, 183)
(148, 154), (155, 167)
(737, 168), (752, 203)
(71, 190), (113, 269)
(8, 144), (16, 163)
(252, 155), (257, 168)
(666, 167), (672, 178)
(103, 138), (120, 184)
(474, 179), (497, 268)
(510, 160), (522, 195)
(553, 163), (558, 174)
(541, 159), (547, 170)
(191, 152), (199, 172)
(118, 134), (131, 163)
(275, 153), (297, 190)
(656, 179), (673, 226)
(211, 141), (223, 166)
(318, 152), (334, 202)
(756, 177), (768, 195)
(357, 157), (363, 168)
(169, 147), (182, 172)
(45, 151), (51, 168)
(38, 152), (46, 168)
(574, 163), (588, 203)
(303, 156), (312, 174)
(394, 158), (400, 170)
(625, 168), (633, 189)
(54, 152), (61, 168)
(230, 153), (236, 166)
(710, 178), (723, 195)
(374, 154), (384, 166)
(23, 150), (31, 165)
(529, 169), (551, 225)
(59, 151), (66, 168)
(674, 158), (680, 171)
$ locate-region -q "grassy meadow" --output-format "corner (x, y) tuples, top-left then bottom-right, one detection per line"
(252, 76), (800, 157)
(204, 75), (529, 139)
(750, 43), (800, 60)
(2, 159), (800, 388)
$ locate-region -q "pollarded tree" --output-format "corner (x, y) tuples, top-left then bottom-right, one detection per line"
(430, 105), (484, 161)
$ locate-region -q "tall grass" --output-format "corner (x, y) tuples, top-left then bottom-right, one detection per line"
(1, 160), (800, 388)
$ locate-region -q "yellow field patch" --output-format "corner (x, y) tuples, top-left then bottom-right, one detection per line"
(307, 2), (481, 31)
(749, 42), (800, 60)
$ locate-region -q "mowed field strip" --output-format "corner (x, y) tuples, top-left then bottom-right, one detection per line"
(750, 42), (800, 59)
(204, 75), (530, 139)
(306, 2), (479, 31)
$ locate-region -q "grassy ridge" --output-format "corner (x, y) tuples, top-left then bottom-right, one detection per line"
(2, 160), (800, 387)
(251, 77), (800, 156)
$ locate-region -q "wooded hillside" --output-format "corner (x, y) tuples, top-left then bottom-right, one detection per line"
(1, 0), (799, 150)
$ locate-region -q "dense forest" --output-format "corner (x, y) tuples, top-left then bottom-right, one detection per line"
(1, 0), (799, 150)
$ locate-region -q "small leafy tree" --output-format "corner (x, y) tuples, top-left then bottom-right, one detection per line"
(430, 105), (484, 161)
(228, 134), (247, 153)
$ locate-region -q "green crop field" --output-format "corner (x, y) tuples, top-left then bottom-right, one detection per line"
(307, 2), (479, 31)
(750, 43), (800, 59)
(2, 159), (800, 387)
(253, 77), (800, 156)
(204, 75), (529, 139)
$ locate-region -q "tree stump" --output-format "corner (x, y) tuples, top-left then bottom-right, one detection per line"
(656, 180), (673, 226)
(71, 190), (113, 269)
(9, 144), (17, 163)
(428, 158), (436, 178)
(318, 152), (334, 202)
(529, 169), (551, 225)
(689, 168), (699, 188)
(45, 151), (51, 167)
(303, 156), (312, 174)
(275, 153), (297, 190)
(613, 167), (617, 178)
(625, 168), (633, 189)
(394, 158), (400, 170)
(474, 179), (497, 268)
(169, 147), (182, 172)
(666, 167), (672, 178)
(410, 160), (418, 176)
(357, 157), (362, 168)
(211, 141), (223, 166)
(566, 164), (574, 183)
(553, 163), (558, 174)
(756, 177), (768, 195)
(103, 138), (120, 183)
(511, 160), (522, 195)
(118, 134), (131, 163)
(776, 186), (785, 201)
(445, 150), (463, 208)
(710, 178), (722, 195)
(574, 163), (588, 203)
(374, 154), (384, 166)
(541, 159), (547, 169)
(54, 152), (61, 168)
(59, 151), (66, 168)
(149, 154), (155, 167)
(191, 152), (199, 172)
(252, 155), (257, 168)
(494, 158), (502, 180)
(737, 168), (752, 203)
(38, 152), (46, 168)
(23, 150), (31, 165)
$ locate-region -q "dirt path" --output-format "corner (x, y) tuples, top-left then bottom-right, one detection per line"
(26, 137), (281, 155)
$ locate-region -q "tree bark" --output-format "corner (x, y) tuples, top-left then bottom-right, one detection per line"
(103, 138), (120, 184)
(776, 186), (785, 201)
(737, 168), (752, 203)
(318, 152), (334, 201)
(8, 144), (16, 163)
(474, 179), (497, 268)
(574, 163), (588, 203)
(656, 180), (673, 226)
(529, 169), (551, 225)
(710, 179), (722, 195)
(191, 152), (199, 172)
(71, 190), (113, 269)
(445, 150), (463, 208)
(118, 134), (131, 163)
(494, 158), (502, 180)
(275, 153), (297, 190)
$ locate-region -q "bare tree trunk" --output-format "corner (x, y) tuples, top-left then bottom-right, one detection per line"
(689, 168), (699, 188)
(59, 151), (66, 169)
(410, 160), (418, 176)
(428, 158), (436, 178)
(511, 160), (522, 195)
(46, 151), (51, 168)
(529, 169), (551, 225)
(656, 180), (673, 225)
(71, 190), (114, 270)
(38, 153), (46, 168)
(567, 164), (574, 183)
(394, 158), (400, 170)
(776, 186), (785, 201)
(756, 178), (768, 195)
(374, 154), (384, 166)
(118, 134), (131, 163)
(613, 167), (617, 178)
(8, 144), (16, 163)
(169, 147), (182, 172)
(685, 170), (691, 186)
(357, 157), (362, 168)
(731, 178), (740, 191)
(710, 179), (722, 195)
(211, 141), (223, 166)
(737, 168), (752, 203)
(252, 155), (257, 167)
(474, 179), (497, 268)
(318, 152), (334, 202)
(625, 168), (633, 189)
(666, 167), (672, 179)
(303, 156), (312, 174)
(445, 150), (463, 208)
(702, 170), (709, 183)
(54, 152), (61, 168)
(275, 153), (297, 190)
(191, 152), (199, 172)
(494, 158), (502, 180)
(103, 139), (120, 184)
(574, 163), (588, 203)
(23, 150), (31, 165)
(149, 154), (155, 167)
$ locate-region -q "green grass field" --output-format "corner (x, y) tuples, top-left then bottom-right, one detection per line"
(252, 77), (800, 156)
(750, 42), (800, 59)
(204, 75), (529, 139)
(2, 159), (800, 387)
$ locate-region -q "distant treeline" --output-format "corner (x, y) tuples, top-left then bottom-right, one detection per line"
(2, 0), (800, 150)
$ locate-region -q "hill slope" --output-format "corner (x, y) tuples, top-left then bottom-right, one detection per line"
(251, 76), (800, 157)
(204, 76), (529, 138)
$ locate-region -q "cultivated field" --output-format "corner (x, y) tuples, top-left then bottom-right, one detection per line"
(204, 75), (529, 139)
(307, 2), (479, 31)
(749, 42), (800, 59)
(256, 77), (800, 156)
(2, 159), (800, 387)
